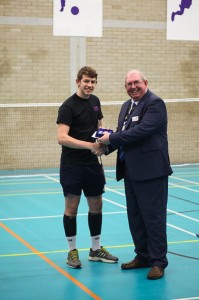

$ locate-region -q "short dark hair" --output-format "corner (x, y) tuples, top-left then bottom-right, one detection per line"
(77, 66), (98, 81)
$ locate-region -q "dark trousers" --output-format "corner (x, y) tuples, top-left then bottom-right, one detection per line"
(124, 170), (168, 269)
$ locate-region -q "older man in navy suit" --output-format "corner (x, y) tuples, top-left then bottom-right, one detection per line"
(99, 70), (173, 280)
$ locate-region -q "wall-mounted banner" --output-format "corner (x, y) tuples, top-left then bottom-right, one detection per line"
(167, 0), (199, 41)
(53, 0), (103, 37)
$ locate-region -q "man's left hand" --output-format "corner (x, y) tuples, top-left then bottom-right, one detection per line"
(97, 132), (110, 145)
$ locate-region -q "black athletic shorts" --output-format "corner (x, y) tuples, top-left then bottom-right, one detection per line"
(60, 164), (106, 197)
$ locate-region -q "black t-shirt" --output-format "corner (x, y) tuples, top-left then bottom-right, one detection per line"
(57, 93), (103, 165)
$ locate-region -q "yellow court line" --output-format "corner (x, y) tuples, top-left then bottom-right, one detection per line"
(0, 222), (102, 300)
(1, 240), (198, 258)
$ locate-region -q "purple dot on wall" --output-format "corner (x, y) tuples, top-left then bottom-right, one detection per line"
(71, 6), (79, 15)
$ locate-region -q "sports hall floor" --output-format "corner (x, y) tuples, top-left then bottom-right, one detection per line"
(0, 164), (199, 300)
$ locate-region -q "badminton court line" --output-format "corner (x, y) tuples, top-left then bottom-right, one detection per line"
(169, 182), (199, 193)
(172, 297), (199, 300)
(41, 176), (199, 237)
(0, 222), (102, 300)
(1, 239), (198, 259)
(170, 176), (199, 186)
(0, 211), (126, 222)
(105, 187), (198, 237)
(167, 209), (199, 223)
(0, 186), (197, 237)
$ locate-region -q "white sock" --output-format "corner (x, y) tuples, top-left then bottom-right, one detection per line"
(67, 236), (76, 251)
(91, 235), (101, 251)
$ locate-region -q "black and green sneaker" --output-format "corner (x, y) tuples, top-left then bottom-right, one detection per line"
(67, 249), (82, 269)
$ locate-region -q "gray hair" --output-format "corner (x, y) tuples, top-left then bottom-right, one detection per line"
(124, 70), (147, 83)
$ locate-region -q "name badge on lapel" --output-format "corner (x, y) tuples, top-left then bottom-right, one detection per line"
(132, 116), (139, 122)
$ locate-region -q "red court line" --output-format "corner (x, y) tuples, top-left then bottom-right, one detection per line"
(0, 222), (102, 300)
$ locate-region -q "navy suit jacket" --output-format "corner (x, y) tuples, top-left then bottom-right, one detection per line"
(109, 90), (173, 181)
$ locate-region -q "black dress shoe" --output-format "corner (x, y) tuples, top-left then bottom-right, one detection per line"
(147, 266), (164, 280)
(121, 258), (151, 270)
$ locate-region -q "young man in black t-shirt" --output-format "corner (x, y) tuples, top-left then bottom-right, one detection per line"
(57, 66), (118, 268)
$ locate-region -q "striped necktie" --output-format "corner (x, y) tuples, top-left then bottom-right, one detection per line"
(120, 101), (136, 160)
(122, 101), (136, 131)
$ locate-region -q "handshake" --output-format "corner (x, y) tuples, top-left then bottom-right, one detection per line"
(91, 127), (113, 156)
